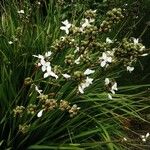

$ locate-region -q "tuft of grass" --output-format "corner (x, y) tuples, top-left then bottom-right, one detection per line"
(0, 0), (150, 150)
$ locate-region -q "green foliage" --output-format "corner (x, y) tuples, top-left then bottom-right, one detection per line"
(0, 0), (150, 150)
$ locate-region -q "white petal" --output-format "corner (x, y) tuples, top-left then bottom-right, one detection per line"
(127, 66), (134, 73)
(60, 26), (67, 31)
(112, 82), (118, 91)
(142, 138), (146, 142)
(89, 18), (95, 23)
(41, 65), (46, 72)
(33, 54), (44, 59)
(37, 109), (44, 117)
(65, 29), (69, 34)
(141, 135), (145, 139)
(105, 78), (110, 85)
(110, 89), (115, 94)
(74, 46), (79, 53)
(45, 62), (50, 67)
(35, 85), (43, 94)
(8, 41), (13, 44)
(140, 46), (145, 51)
(44, 72), (49, 78)
(84, 69), (95, 75)
(101, 61), (106, 67)
(40, 59), (46, 66)
(62, 74), (71, 79)
(48, 71), (58, 79)
(82, 19), (90, 28)
(106, 37), (113, 44)
(18, 10), (24, 14)
(107, 57), (112, 63)
(74, 57), (80, 64)
(78, 85), (84, 94)
(146, 133), (150, 138)
(62, 20), (69, 26)
(102, 52), (107, 59)
(141, 53), (148, 56)
(133, 38), (139, 44)
(45, 51), (52, 57)
(46, 66), (52, 72)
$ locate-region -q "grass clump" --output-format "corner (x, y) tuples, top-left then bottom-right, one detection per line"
(0, 0), (150, 149)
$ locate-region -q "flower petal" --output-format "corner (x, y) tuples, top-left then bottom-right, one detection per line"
(37, 109), (44, 118)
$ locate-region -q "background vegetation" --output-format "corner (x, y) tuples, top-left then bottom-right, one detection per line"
(0, 0), (150, 149)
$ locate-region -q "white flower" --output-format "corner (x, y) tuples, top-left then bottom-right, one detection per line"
(74, 46), (79, 53)
(123, 137), (127, 141)
(105, 78), (110, 85)
(84, 69), (95, 75)
(127, 66), (134, 73)
(62, 74), (71, 79)
(80, 18), (94, 32)
(33, 51), (52, 59)
(8, 41), (13, 45)
(41, 61), (50, 72)
(89, 18), (95, 23)
(37, 109), (44, 118)
(105, 78), (117, 99)
(17, 10), (24, 14)
(33, 52), (58, 79)
(35, 85), (43, 95)
(141, 53), (148, 56)
(141, 132), (149, 142)
(78, 77), (93, 94)
(106, 37), (113, 44)
(81, 18), (91, 29)
(44, 66), (58, 79)
(60, 20), (71, 34)
(110, 82), (118, 94)
(85, 77), (93, 85)
(45, 51), (52, 57)
(146, 133), (150, 138)
(132, 38), (139, 44)
(74, 56), (81, 64)
(78, 85), (84, 94)
(99, 52), (112, 67)
(33, 54), (44, 59)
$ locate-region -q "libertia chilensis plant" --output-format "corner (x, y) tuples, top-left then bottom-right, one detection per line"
(0, 0), (150, 149)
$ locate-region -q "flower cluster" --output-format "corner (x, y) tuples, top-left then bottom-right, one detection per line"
(19, 124), (30, 134)
(13, 7), (149, 134)
(27, 104), (37, 115)
(114, 38), (148, 72)
(35, 85), (80, 118)
(13, 106), (25, 117)
(99, 8), (124, 32)
(33, 51), (58, 79)
(59, 100), (80, 117)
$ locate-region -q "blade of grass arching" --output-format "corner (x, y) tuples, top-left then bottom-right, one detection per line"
(28, 144), (84, 150)
(34, 115), (83, 144)
(119, 84), (150, 92)
(17, 134), (32, 150)
(100, 124), (115, 150)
